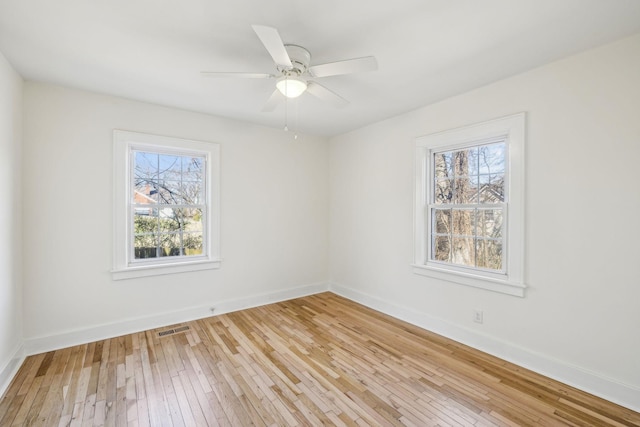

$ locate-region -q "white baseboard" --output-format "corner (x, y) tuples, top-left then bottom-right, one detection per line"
(0, 342), (25, 399)
(329, 282), (640, 413)
(24, 281), (329, 356)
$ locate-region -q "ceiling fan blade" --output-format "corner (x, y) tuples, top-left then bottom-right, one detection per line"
(306, 82), (349, 108)
(308, 56), (378, 78)
(262, 89), (283, 112)
(251, 25), (292, 68)
(201, 72), (273, 79)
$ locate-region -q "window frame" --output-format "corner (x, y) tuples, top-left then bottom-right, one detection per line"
(112, 130), (221, 280)
(413, 113), (526, 297)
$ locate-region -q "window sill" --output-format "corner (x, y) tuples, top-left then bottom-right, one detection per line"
(412, 264), (526, 297)
(112, 259), (221, 280)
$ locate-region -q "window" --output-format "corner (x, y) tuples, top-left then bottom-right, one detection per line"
(414, 113), (526, 296)
(431, 140), (506, 271)
(112, 130), (220, 280)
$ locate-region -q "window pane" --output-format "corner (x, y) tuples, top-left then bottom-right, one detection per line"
(452, 209), (474, 237)
(134, 206), (160, 260)
(433, 209), (451, 234)
(159, 233), (182, 257)
(467, 146), (479, 176)
(182, 208), (204, 232)
(452, 147), (475, 177)
(134, 210), (158, 234)
(158, 209), (182, 233)
(134, 152), (158, 180)
(134, 234), (158, 259)
(466, 176), (479, 204)
(476, 209), (503, 238)
(158, 154), (182, 180)
(133, 152), (159, 204)
(184, 232), (203, 255)
(156, 180), (182, 204)
(478, 143), (505, 174)
(133, 181), (160, 204)
(434, 152), (453, 179)
(478, 174), (505, 203)
(451, 237), (475, 267)
(453, 176), (474, 204)
(182, 156), (204, 182)
(432, 235), (451, 262)
(434, 179), (453, 204)
(180, 181), (203, 204)
(476, 239), (502, 270)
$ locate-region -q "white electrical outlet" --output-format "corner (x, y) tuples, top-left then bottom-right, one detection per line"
(473, 310), (483, 324)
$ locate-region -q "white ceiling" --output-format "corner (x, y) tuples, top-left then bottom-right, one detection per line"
(2, 0), (640, 137)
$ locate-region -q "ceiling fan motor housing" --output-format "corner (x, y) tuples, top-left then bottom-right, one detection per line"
(280, 44), (311, 75)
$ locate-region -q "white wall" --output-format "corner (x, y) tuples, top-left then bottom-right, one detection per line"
(329, 33), (640, 409)
(22, 83), (329, 348)
(0, 51), (23, 392)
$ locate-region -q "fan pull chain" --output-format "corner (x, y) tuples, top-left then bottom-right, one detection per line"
(294, 98), (299, 140)
(284, 92), (289, 132)
(282, 78), (299, 140)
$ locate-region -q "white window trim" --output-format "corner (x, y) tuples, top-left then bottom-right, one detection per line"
(413, 113), (526, 297)
(112, 130), (221, 280)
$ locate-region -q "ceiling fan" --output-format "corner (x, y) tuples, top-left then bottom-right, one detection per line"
(202, 25), (378, 112)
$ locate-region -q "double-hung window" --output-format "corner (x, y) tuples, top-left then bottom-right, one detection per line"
(112, 130), (221, 280)
(414, 113), (526, 296)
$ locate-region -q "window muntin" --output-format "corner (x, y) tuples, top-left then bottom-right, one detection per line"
(131, 150), (207, 262)
(428, 140), (506, 272)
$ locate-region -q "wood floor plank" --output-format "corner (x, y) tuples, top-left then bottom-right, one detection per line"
(2, 292), (639, 426)
(149, 332), (184, 427)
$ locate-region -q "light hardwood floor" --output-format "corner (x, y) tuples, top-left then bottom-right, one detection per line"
(1, 292), (639, 426)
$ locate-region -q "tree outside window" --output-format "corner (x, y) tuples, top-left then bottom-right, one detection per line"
(430, 142), (506, 271)
(132, 151), (206, 260)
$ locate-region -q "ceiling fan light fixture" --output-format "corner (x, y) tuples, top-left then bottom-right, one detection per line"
(276, 76), (307, 98)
